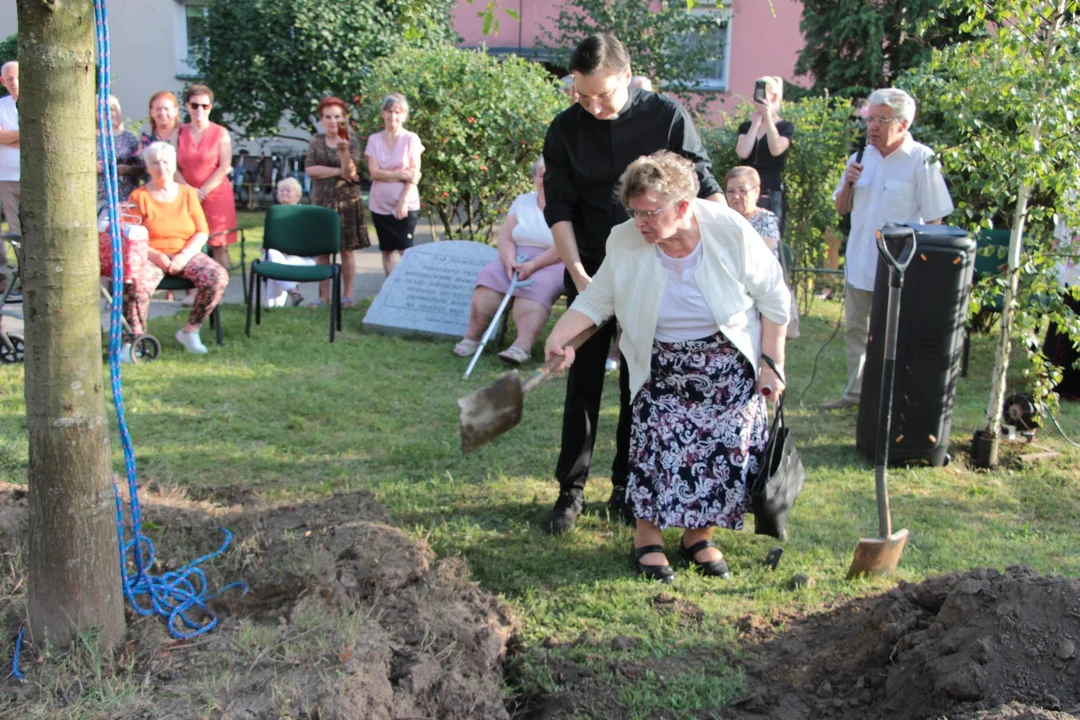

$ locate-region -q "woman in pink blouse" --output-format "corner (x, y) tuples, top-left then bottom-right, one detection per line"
(365, 93), (424, 276)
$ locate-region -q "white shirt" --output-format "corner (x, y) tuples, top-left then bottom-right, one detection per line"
(834, 133), (953, 291)
(0, 96), (18, 182)
(508, 192), (554, 249)
(653, 241), (720, 343)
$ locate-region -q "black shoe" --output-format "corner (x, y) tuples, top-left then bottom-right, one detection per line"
(679, 539), (731, 578)
(544, 489), (584, 535)
(606, 485), (635, 526)
(630, 543), (675, 584)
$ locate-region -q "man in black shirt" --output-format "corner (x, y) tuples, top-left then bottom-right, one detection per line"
(542, 34), (725, 534)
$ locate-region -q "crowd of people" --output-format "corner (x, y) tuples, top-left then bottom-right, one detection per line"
(0, 33), (961, 582)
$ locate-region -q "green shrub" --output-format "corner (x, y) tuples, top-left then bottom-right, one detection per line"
(360, 44), (564, 244)
(703, 96), (853, 309)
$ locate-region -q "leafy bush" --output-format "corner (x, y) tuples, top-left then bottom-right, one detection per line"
(360, 44), (564, 244)
(703, 96), (853, 309)
(199, 0), (457, 138)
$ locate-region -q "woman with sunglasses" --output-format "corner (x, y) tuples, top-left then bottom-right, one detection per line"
(177, 84), (237, 279)
(544, 151), (789, 584)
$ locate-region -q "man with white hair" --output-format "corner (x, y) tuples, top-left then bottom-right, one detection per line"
(0, 61), (18, 287)
(821, 87), (954, 410)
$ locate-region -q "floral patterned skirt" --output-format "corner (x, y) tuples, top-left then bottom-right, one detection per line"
(626, 332), (768, 530)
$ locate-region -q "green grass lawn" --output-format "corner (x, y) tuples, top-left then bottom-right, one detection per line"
(1, 295), (1079, 718)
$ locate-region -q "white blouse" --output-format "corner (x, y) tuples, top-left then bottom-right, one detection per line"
(509, 192), (554, 249)
(653, 240), (721, 343)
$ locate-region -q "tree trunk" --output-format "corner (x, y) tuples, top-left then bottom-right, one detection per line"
(976, 184), (1032, 468)
(975, 1), (1064, 469)
(19, 0), (125, 650)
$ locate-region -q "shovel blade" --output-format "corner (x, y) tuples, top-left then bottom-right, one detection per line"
(457, 372), (525, 455)
(846, 528), (909, 579)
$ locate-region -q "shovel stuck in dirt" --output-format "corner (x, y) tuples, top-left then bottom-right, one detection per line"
(848, 226), (915, 579)
(457, 326), (598, 455)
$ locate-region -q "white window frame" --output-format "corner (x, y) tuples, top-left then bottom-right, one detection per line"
(687, 0), (734, 92)
(173, 0), (208, 78)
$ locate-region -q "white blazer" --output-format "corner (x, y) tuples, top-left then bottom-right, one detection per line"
(571, 199), (791, 399)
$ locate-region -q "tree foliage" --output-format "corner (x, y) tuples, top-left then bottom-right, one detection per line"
(360, 44), (563, 244)
(795, 0), (978, 97)
(541, 0), (728, 113)
(900, 0), (1080, 461)
(704, 97), (853, 312)
(197, 0), (457, 138)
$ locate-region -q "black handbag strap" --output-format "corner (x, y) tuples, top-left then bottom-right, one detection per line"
(760, 353), (785, 386)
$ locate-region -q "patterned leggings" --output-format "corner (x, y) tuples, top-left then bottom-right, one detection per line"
(123, 253), (228, 335)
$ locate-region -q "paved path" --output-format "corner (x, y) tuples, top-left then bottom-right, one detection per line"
(1, 245), (390, 338)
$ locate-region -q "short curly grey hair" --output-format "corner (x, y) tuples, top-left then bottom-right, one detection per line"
(141, 140), (177, 167)
(617, 151), (699, 208)
(868, 88), (916, 125)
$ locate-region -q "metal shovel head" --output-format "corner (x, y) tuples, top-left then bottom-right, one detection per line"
(846, 528), (909, 578)
(457, 371), (525, 455)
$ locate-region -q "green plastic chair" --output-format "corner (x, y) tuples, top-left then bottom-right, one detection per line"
(245, 205), (342, 342)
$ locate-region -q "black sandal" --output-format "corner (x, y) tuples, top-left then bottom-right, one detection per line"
(630, 543), (675, 584)
(679, 539), (731, 579)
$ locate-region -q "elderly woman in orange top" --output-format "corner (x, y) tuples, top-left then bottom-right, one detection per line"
(177, 84), (237, 272)
(122, 141), (229, 361)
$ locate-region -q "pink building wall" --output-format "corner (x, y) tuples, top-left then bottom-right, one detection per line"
(453, 0), (809, 125)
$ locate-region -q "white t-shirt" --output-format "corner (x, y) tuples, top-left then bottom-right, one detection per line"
(834, 133), (954, 291)
(509, 192), (554, 249)
(653, 240), (720, 343)
(0, 96), (18, 182)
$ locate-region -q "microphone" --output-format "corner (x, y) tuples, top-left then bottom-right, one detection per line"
(854, 136), (867, 166)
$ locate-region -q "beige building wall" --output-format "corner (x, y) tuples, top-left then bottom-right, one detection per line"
(0, 1), (308, 152)
(0, 1), (196, 132)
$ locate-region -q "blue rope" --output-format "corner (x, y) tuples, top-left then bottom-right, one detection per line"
(10, 0), (247, 679)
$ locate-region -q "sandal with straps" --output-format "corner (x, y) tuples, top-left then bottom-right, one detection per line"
(497, 345), (531, 366)
(630, 543), (675, 584)
(679, 539), (731, 579)
(453, 338), (480, 357)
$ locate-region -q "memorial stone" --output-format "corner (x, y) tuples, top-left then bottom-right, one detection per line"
(362, 240), (497, 340)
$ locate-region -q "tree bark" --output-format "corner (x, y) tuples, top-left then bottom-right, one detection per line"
(19, 0), (125, 650)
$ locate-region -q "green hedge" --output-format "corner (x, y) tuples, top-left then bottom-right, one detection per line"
(361, 45), (564, 245)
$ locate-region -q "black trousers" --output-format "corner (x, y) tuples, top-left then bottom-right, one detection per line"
(554, 274), (632, 493)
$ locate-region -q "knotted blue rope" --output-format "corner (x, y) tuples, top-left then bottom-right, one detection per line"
(11, 0), (247, 681)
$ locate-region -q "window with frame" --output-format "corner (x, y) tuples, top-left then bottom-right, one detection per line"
(174, 1), (208, 78)
(686, 0), (733, 91)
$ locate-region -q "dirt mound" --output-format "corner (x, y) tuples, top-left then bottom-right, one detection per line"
(0, 483), (516, 719)
(729, 566), (1080, 720)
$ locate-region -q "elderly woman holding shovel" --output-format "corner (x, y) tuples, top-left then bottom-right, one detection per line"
(544, 151), (790, 583)
(453, 158), (566, 366)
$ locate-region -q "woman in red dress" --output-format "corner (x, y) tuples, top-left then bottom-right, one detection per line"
(177, 84), (237, 276)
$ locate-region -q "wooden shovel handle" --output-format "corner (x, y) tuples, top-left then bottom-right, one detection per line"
(520, 325), (601, 394)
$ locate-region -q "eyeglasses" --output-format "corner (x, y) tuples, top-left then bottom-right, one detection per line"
(725, 185), (758, 196)
(188, 102), (212, 110)
(867, 116), (902, 126)
(625, 204), (668, 220)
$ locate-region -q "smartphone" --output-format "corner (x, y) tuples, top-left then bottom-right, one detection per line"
(337, 125), (350, 141)
(753, 79), (768, 103)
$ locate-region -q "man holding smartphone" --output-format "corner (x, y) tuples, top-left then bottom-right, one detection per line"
(541, 33), (725, 535)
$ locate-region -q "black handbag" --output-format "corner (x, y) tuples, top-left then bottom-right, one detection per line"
(750, 356), (806, 541)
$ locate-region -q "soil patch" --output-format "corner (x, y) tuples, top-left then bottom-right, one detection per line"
(0, 482), (516, 719)
(727, 566), (1080, 720)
